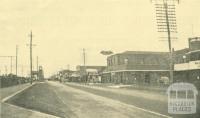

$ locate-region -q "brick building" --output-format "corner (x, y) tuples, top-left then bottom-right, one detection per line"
(102, 51), (170, 86)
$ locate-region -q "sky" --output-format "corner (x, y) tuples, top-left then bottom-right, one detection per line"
(0, 0), (200, 77)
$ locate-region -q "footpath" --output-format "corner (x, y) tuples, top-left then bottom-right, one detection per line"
(0, 83), (58, 118)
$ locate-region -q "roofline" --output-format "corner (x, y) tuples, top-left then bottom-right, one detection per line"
(185, 49), (200, 54)
(121, 51), (169, 54)
(102, 69), (170, 74)
(107, 51), (169, 58)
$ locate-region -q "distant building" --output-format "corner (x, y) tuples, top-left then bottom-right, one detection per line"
(58, 69), (78, 82)
(32, 66), (44, 81)
(102, 51), (170, 85)
(76, 65), (106, 83)
(38, 66), (44, 80)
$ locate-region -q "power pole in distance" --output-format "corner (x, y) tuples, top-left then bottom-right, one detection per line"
(5, 65), (7, 75)
(10, 56), (13, 74)
(16, 45), (18, 77)
(83, 48), (87, 83)
(28, 31), (33, 84)
(83, 48), (86, 67)
(37, 56), (39, 80)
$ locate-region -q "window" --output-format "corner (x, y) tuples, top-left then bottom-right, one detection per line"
(190, 52), (200, 61)
(136, 57), (143, 64)
(124, 58), (128, 64)
(144, 74), (150, 84)
(198, 53), (200, 60)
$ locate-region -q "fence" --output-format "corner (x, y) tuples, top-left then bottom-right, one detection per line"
(0, 75), (29, 88)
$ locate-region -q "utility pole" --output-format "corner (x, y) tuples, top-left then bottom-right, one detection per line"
(10, 56), (13, 74)
(83, 48), (86, 67)
(27, 31), (37, 83)
(151, 0), (179, 84)
(5, 65), (7, 75)
(16, 45), (18, 77)
(29, 31), (33, 84)
(164, 0), (173, 84)
(83, 48), (87, 83)
(37, 56), (39, 80)
(21, 66), (24, 77)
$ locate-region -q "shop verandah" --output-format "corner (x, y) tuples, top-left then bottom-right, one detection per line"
(101, 70), (170, 86)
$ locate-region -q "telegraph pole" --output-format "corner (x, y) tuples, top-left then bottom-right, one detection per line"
(10, 56), (13, 74)
(83, 48), (87, 83)
(37, 56), (39, 80)
(27, 31), (37, 83)
(151, 0), (179, 84)
(21, 66), (23, 77)
(29, 31), (33, 84)
(83, 48), (86, 67)
(164, 0), (173, 84)
(5, 65), (7, 75)
(16, 45), (18, 77)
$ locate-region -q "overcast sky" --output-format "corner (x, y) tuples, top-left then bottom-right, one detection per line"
(0, 0), (199, 77)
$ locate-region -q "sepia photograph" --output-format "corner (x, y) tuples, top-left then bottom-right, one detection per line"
(0, 0), (200, 118)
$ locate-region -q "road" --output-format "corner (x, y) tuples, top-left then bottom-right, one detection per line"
(5, 81), (168, 118)
(5, 81), (199, 118)
(48, 81), (168, 118)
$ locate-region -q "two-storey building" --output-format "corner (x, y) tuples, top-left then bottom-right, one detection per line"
(102, 51), (170, 85)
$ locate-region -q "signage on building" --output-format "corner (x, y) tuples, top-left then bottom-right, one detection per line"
(100, 50), (113, 55)
(174, 63), (189, 71)
(189, 60), (200, 70)
(174, 60), (200, 71)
